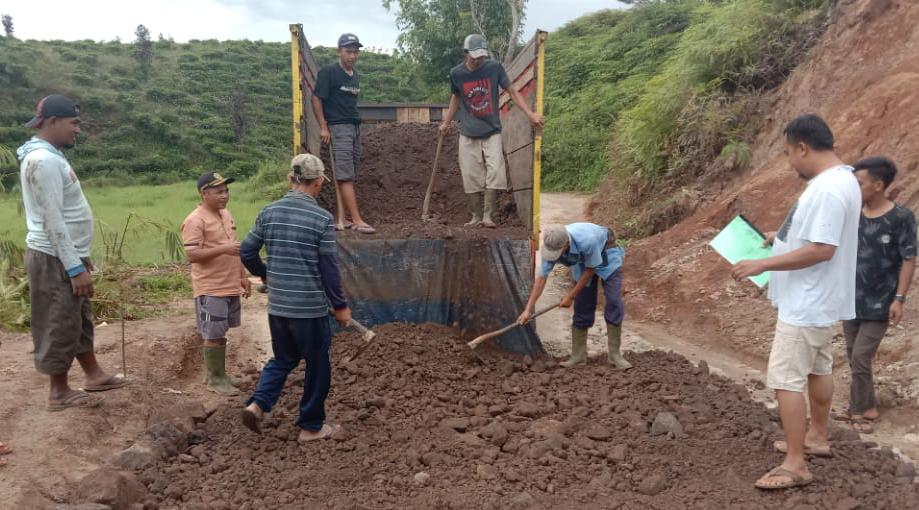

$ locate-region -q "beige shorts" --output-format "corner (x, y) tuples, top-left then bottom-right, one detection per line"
(459, 133), (508, 193)
(766, 320), (834, 392)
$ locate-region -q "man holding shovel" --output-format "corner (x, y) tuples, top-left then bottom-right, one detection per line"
(517, 223), (631, 369)
(439, 34), (544, 228)
(239, 153), (351, 442)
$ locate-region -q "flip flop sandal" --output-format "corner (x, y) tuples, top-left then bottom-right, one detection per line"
(47, 391), (102, 412)
(82, 375), (129, 392)
(241, 408), (262, 434)
(297, 423), (341, 443)
(755, 466), (814, 490)
(353, 224), (376, 235)
(832, 411), (853, 422)
(850, 417), (875, 434)
(773, 440), (833, 457)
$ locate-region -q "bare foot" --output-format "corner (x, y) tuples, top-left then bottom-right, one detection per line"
(297, 424), (340, 443)
(241, 403), (263, 433)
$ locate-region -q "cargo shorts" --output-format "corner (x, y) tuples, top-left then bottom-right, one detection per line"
(329, 123), (361, 181)
(25, 249), (95, 375)
(195, 295), (241, 340)
(766, 319), (834, 393)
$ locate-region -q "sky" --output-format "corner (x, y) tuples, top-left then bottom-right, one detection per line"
(1, 0), (628, 51)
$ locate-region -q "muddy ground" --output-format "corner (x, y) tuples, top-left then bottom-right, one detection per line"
(115, 323), (916, 510)
(317, 123), (529, 240)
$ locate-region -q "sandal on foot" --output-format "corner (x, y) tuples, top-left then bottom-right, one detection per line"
(297, 423), (340, 443)
(353, 224), (376, 235)
(773, 440), (833, 457)
(755, 466), (814, 490)
(82, 375), (129, 392)
(850, 417), (874, 434)
(48, 391), (102, 412)
(241, 408), (262, 434)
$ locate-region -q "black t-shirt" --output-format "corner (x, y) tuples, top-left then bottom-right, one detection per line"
(314, 63), (361, 125)
(449, 60), (511, 138)
(855, 203), (918, 320)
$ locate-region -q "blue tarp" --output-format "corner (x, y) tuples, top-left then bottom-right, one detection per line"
(336, 238), (545, 357)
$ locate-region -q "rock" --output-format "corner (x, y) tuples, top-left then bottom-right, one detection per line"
(515, 402), (540, 418)
(650, 412), (684, 437)
(440, 417), (470, 432)
(608, 444), (629, 462)
(876, 388), (899, 408)
(895, 461), (916, 480)
(637, 474), (667, 496)
(504, 468), (523, 483)
(413, 472), (431, 487)
(187, 429), (207, 445)
(696, 360), (710, 376)
(511, 491), (534, 507)
(110, 443), (160, 471)
(144, 422), (188, 458)
(476, 463), (498, 480)
(178, 454), (197, 464)
(836, 497), (860, 510)
(479, 422), (509, 446)
(76, 468), (147, 510)
(522, 355), (534, 367)
(584, 425), (611, 441)
(575, 436), (596, 450)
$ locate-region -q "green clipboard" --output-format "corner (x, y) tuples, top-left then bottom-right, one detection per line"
(709, 215), (772, 288)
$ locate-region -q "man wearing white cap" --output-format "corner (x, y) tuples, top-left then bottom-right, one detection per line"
(439, 34), (544, 228)
(517, 223), (631, 369)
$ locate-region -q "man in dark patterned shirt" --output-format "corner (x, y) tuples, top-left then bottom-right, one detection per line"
(842, 157), (916, 433)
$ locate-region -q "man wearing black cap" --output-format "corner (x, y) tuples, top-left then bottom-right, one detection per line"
(181, 172), (251, 396)
(311, 33), (375, 234)
(18, 94), (127, 411)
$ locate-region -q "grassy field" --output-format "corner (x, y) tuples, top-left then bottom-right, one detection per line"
(0, 181), (267, 266)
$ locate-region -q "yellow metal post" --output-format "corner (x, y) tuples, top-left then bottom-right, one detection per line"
(532, 31), (547, 248)
(290, 24), (304, 155)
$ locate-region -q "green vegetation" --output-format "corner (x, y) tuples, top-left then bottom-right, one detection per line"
(542, 0), (830, 192)
(0, 37), (431, 190)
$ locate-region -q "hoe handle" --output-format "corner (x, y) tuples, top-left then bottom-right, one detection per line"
(421, 132), (445, 220)
(467, 303), (559, 350)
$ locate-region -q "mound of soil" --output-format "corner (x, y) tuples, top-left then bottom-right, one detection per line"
(134, 323), (917, 509)
(317, 123), (529, 240)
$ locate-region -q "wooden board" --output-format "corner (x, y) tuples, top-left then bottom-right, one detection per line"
(396, 107), (431, 123)
(290, 24), (321, 157)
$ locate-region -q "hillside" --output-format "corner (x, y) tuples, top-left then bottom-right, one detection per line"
(618, 0), (919, 366)
(0, 37), (430, 186)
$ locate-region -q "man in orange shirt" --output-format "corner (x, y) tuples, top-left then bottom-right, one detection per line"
(181, 172), (251, 396)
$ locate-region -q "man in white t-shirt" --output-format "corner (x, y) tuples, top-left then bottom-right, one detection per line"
(732, 114), (860, 490)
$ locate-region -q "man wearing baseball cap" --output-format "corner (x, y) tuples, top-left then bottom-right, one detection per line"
(18, 94), (128, 411)
(439, 34), (545, 228)
(240, 153), (351, 442)
(311, 33), (375, 234)
(181, 172), (251, 396)
(517, 223), (632, 369)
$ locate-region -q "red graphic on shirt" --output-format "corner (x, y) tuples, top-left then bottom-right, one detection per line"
(463, 79), (493, 118)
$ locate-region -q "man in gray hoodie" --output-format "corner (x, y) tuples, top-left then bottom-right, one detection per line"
(18, 95), (127, 412)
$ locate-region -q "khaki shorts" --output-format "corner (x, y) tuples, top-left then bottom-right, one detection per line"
(25, 249), (94, 375)
(459, 133), (508, 193)
(766, 319), (834, 392)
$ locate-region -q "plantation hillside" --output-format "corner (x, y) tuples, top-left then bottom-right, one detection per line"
(0, 36), (431, 186)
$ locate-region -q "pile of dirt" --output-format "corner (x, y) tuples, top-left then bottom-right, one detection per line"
(317, 123), (529, 240)
(131, 323), (917, 509)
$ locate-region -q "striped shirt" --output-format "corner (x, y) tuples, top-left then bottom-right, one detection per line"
(240, 190), (346, 319)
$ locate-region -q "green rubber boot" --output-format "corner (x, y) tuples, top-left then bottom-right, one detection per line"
(482, 190), (498, 228)
(203, 345), (240, 396)
(465, 192), (484, 227)
(560, 327), (588, 368)
(607, 324), (632, 370)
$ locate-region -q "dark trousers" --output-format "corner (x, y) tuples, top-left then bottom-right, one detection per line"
(247, 315), (332, 431)
(841, 319), (888, 414)
(572, 269), (624, 329)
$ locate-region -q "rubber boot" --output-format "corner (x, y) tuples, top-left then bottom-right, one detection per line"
(203, 345), (240, 396)
(465, 192), (484, 227)
(201, 345), (241, 387)
(482, 189), (498, 228)
(606, 324), (632, 370)
(560, 327), (588, 368)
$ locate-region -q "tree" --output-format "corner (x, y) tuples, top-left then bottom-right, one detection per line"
(133, 24), (153, 71)
(2, 15), (13, 38)
(224, 89), (250, 144)
(382, 0), (525, 88)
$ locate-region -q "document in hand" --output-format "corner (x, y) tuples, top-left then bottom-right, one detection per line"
(709, 215), (772, 288)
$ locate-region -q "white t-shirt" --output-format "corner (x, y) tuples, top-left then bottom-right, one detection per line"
(767, 165), (860, 327)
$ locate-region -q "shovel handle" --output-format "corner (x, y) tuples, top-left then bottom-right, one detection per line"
(467, 303), (559, 350)
(421, 132), (445, 220)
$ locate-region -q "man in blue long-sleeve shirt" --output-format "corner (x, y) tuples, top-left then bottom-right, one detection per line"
(239, 153), (351, 443)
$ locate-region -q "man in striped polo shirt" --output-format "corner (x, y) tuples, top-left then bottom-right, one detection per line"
(239, 153), (351, 442)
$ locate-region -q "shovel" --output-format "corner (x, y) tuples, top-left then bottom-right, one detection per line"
(467, 303), (559, 350)
(421, 131), (446, 221)
(328, 140), (347, 231)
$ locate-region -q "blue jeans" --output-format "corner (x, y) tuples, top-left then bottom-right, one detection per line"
(572, 269), (624, 329)
(247, 315), (331, 431)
